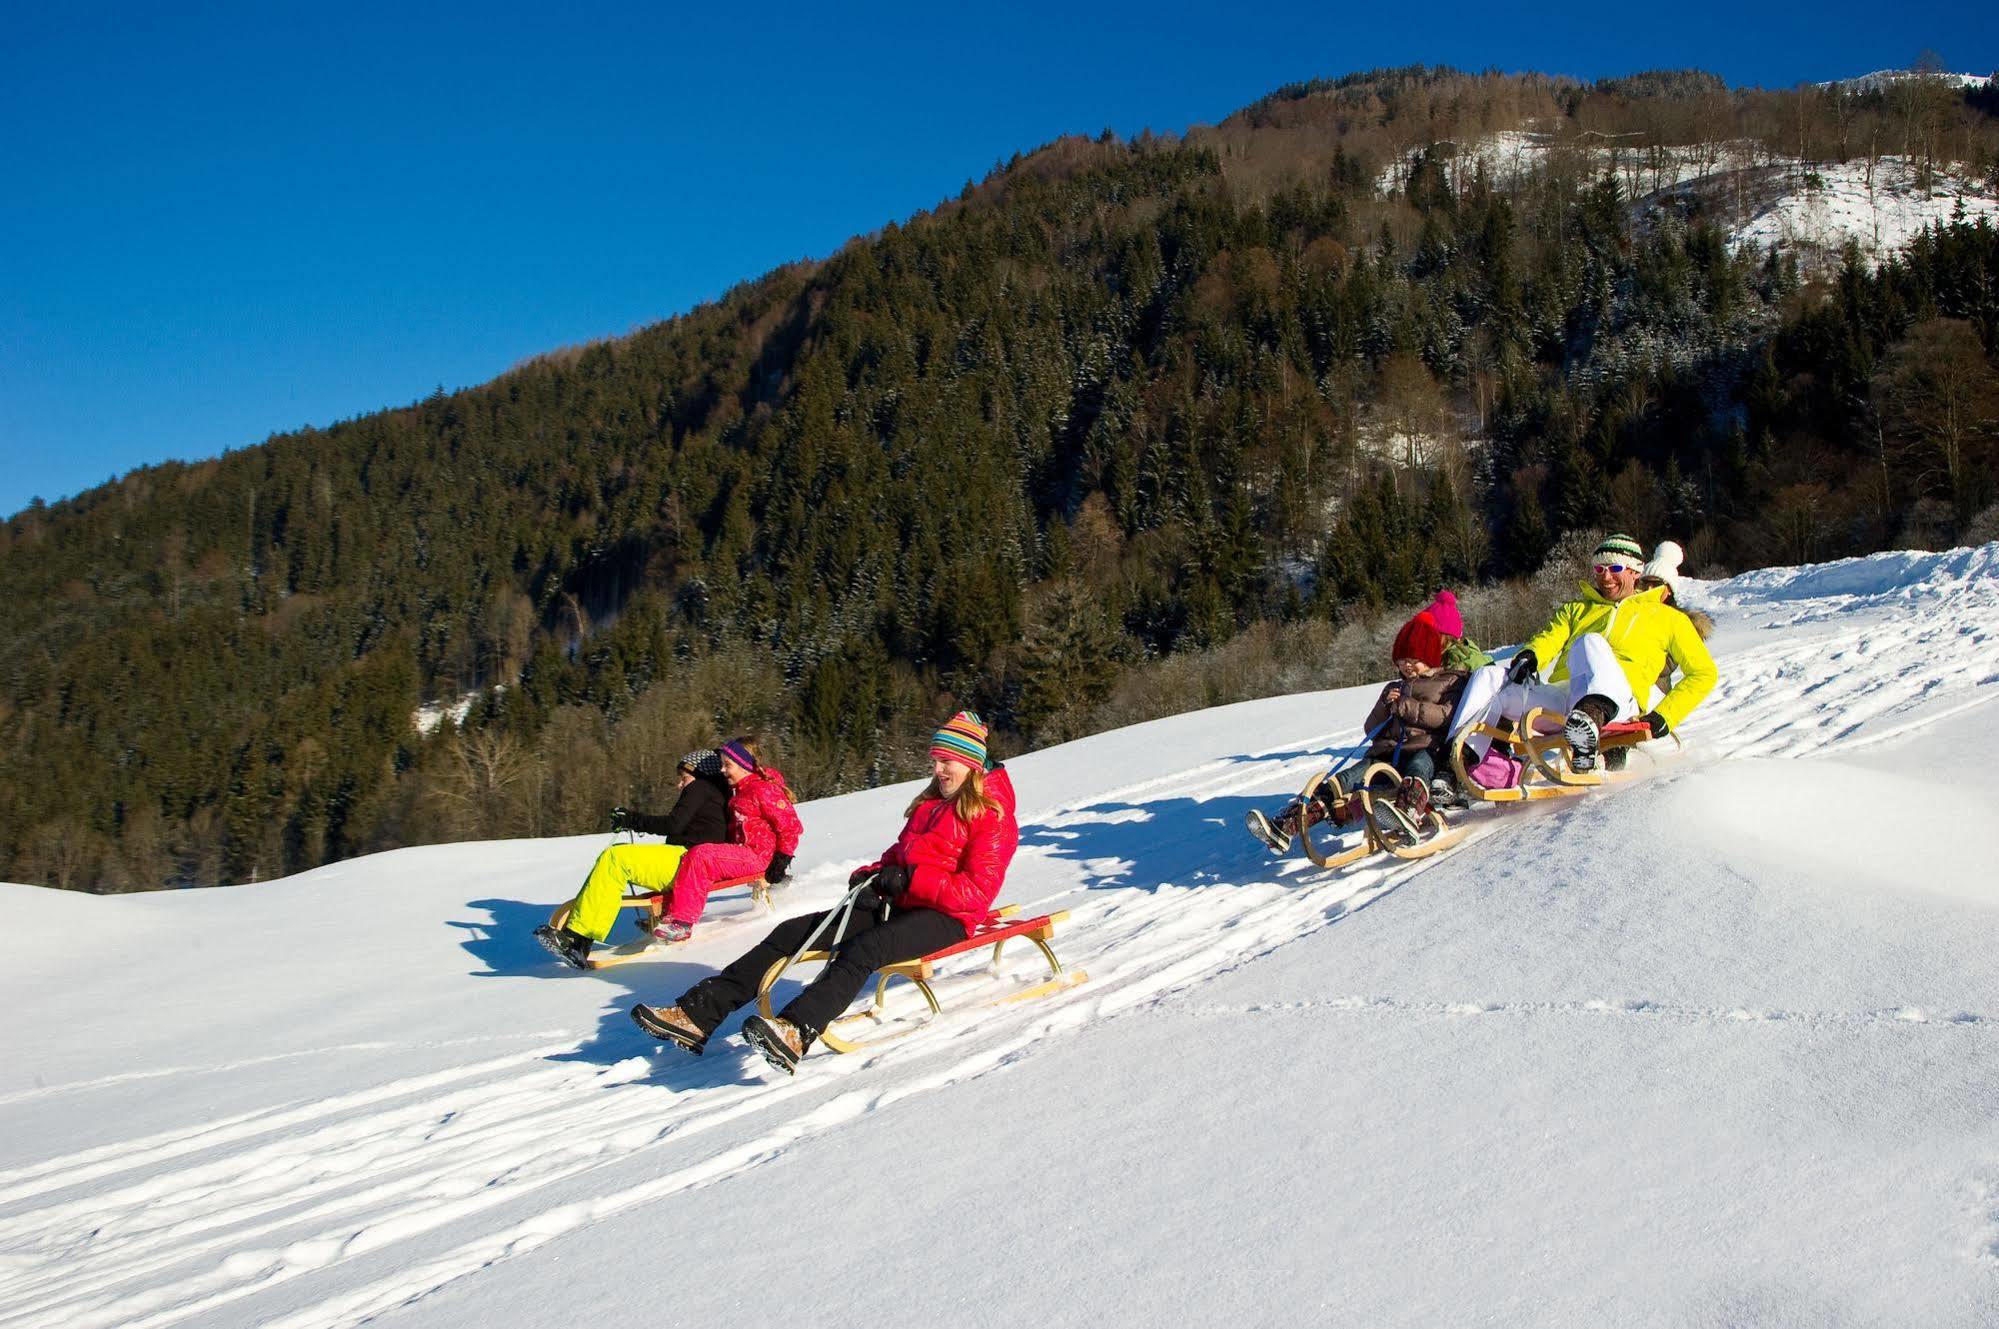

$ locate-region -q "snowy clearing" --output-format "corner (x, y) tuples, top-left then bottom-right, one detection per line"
(2, 545), (1997, 1327)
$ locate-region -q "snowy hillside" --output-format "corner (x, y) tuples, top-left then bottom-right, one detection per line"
(1384, 128), (1999, 271)
(3, 546), (1998, 1327)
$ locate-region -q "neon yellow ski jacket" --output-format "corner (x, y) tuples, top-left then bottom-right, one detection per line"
(1522, 584), (1719, 733)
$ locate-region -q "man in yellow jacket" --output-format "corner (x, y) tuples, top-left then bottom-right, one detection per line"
(1452, 534), (1719, 772)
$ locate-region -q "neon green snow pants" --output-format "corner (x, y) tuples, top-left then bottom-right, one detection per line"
(566, 843), (689, 942)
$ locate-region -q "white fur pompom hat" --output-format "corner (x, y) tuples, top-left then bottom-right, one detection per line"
(1643, 540), (1685, 596)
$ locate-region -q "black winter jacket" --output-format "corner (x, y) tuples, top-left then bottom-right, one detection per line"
(626, 772), (731, 846)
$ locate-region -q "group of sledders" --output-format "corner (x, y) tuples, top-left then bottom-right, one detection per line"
(1246, 533), (1718, 855)
(536, 715), (1015, 1077)
(533, 532), (1717, 1075)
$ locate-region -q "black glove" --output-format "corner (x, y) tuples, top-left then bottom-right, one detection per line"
(852, 885), (886, 915)
(763, 852), (792, 885)
(609, 805), (633, 833)
(872, 863), (912, 899)
(1505, 650), (1539, 686)
(848, 865), (877, 887)
(1640, 711), (1669, 740)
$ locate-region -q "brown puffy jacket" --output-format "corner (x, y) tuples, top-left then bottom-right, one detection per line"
(1362, 669), (1471, 759)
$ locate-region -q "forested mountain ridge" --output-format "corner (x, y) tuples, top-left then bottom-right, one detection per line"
(7, 65), (1999, 891)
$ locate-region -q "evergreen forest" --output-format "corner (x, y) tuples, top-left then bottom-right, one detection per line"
(6, 65), (1999, 891)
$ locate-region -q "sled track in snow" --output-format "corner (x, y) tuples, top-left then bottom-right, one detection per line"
(0, 782), (1448, 1329)
(3, 559), (1996, 1328)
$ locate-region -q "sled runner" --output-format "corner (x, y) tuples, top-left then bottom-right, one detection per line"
(1515, 708), (1682, 789)
(1446, 719), (1591, 804)
(547, 873), (770, 971)
(1292, 762), (1467, 869)
(1447, 713), (1681, 801)
(754, 906), (1087, 1053)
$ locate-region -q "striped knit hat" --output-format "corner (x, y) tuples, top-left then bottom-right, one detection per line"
(717, 739), (758, 772)
(929, 711), (989, 770)
(1593, 533), (1644, 565)
(678, 749), (721, 777)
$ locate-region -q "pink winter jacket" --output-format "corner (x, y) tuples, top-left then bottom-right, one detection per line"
(857, 765), (1019, 937)
(727, 766), (804, 865)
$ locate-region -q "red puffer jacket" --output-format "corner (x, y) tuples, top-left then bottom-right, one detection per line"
(858, 765), (1019, 937)
(728, 766), (804, 863)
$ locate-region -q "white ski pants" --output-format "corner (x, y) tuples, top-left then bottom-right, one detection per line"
(1449, 632), (1641, 759)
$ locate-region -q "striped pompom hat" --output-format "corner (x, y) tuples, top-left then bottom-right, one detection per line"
(1593, 533), (1644, 564)
(929, 711), (989, 770)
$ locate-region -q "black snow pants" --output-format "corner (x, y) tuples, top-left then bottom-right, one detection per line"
(675, 904), (966, 1043)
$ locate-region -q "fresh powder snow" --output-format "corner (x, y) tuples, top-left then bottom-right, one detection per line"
(2, 545), (1997, 1327)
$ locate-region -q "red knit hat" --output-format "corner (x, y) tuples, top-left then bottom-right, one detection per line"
(1390, 614), (1445, 669)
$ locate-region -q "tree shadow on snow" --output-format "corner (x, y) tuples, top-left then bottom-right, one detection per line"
(451, 895), (780, 1084)
(1019, 789), (1334, 895)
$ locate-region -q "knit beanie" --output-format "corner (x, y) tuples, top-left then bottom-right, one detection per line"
(1425, 589), (1464, 638)
(717, 739), (759, 773)
(929, 711), (989, 769)
(1643, 540), (1685, 596)
(1390, 614), (1446, 669)
(678, 748), (722, 778)
(1594, 533), (1645, 565)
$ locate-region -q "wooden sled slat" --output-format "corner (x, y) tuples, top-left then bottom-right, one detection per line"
(1296, 762), (1465, 867)
(756, 908), (1085, 1055)
(1449, 722), (1588, 803)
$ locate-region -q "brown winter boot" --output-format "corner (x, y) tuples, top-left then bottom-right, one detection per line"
(1313, 786), (1363, 827)
(1394, 776), (1433, 822)
(742, 1015), (807, 1075)
(629, 1003), (708, 1055)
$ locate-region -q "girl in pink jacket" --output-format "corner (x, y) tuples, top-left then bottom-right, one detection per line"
(632, 712), (1016, 1074)
(650, 737), (803, 943)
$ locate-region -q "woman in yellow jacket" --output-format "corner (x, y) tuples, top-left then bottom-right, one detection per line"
(1451, 534), (1718, 772)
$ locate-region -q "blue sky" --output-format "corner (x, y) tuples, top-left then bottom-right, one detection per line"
(3, 1), (1993, 518)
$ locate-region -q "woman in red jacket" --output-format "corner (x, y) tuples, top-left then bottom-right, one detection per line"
(648, 737), (803, 944)
(632, 712), (1017, 1074)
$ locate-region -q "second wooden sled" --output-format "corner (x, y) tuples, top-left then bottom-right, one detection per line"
(549, 873), (770, 971)
(1515, 708), (1681, 789)
(1295, 761), (1467, 869)
(756, 905), (1087, 1053)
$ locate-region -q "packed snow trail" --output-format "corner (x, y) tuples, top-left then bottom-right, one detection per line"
(0, 545), (1995, 1328)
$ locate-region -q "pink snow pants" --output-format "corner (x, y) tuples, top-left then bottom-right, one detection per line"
(665, 842), (769, 925)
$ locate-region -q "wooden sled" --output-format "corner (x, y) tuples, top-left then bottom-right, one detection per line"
(1295, 761), (1467, 868)
(549, 873), (770, 971)
(1515, 708), (1682, 789)
(1448, 720), (1592, 804)
(756, 906), (1087, 1054)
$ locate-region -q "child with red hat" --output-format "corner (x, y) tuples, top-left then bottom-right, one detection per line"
(1247, 591), (1486, 855)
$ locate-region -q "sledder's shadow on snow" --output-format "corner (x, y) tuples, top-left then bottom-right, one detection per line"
(454, 896), (771, 1082)
(1021, 791), (1308, 894)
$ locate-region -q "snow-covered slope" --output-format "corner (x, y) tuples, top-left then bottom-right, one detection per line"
(3, 546), (1998, 1328)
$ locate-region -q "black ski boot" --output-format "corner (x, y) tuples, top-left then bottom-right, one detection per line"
(630, 1003), (709, 1054)
(534, 924), (594, 970)
(742, 1015), (808, 1076)
(1563, 696), (1616, 774)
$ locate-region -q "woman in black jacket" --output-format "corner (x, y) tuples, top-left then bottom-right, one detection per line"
(534, 750), (733, 968)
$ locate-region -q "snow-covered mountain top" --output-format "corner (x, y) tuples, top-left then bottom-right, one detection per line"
(1382, 128), (1999, 271)
(1821, 69), (1995, 93)
(2, 544), (1997, 1327)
